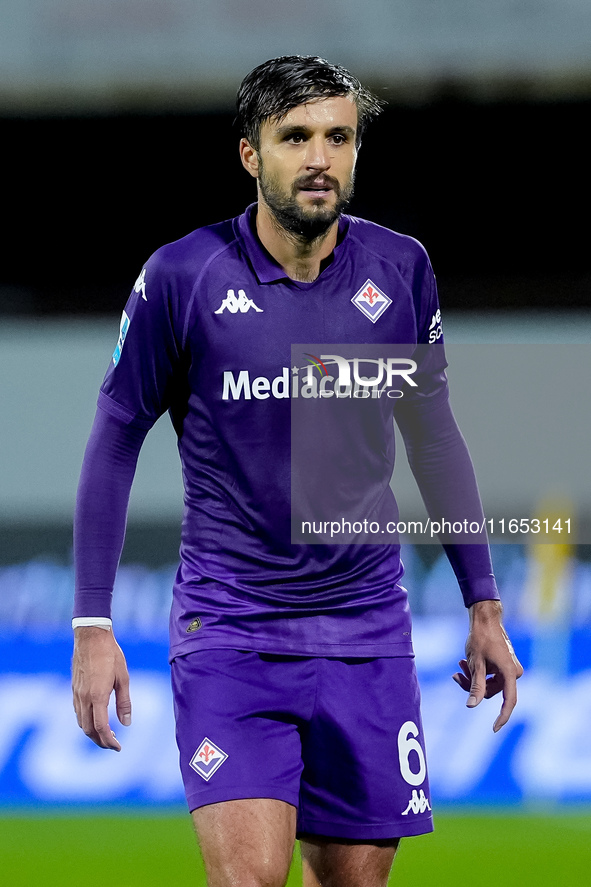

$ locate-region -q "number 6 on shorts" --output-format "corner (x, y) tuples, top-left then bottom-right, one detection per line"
(397, 720), (427, 786)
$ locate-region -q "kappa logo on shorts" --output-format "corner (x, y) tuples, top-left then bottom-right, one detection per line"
(401, 789), (431, 816)
(351, 279), (392, 323)
(189, 738), (228, 781)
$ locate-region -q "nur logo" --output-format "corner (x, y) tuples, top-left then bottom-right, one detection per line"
(189, 737), (228, 781)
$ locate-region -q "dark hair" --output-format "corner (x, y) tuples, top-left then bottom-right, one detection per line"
(236, 55), (384, 150)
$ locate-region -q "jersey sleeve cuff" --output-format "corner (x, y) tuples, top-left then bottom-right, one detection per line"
(72, 617), (113, 631)
(459, 576), (501, 608)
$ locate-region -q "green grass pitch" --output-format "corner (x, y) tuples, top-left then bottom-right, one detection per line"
(1, 809), (589, 886)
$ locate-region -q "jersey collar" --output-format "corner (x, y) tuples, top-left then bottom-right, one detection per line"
(237, 202), (350, 285)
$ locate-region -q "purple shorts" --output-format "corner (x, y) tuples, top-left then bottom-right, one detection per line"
(171, 650), (433, 840)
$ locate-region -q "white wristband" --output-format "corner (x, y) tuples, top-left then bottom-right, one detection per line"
(72, 617), (112, 631)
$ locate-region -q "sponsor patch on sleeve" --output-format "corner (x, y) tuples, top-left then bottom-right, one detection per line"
(112, 310), (130, 366)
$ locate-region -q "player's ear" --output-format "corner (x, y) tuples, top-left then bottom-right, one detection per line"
(239, 138), (259, 178)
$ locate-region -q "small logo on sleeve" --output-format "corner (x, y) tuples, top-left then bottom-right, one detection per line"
(351, 279), (392, 323)
(189, 738), (228, 781)
(134, 268), (147, 301)
(428, 309), (442, 342)
(112, 310), (130, 366)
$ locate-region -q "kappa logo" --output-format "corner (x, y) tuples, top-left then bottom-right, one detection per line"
(428, 308), (442, 343)
(351, 279), (392, 323)
(214, 289), (263, 315)
(134, 268), (147, 301)
(189, 738), (228, 781)
(401, 789), (432, 816)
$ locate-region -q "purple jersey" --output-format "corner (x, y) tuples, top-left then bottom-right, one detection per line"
(88, 204), (497, 659)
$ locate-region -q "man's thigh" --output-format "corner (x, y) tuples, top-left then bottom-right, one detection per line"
(192, 801), (397, 887)
(300, 837), (399, 887)
(193, 798), (296, 887)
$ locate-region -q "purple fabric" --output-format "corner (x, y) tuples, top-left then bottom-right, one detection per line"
(73, 407), (148, 619)
(395, 391), (499, 608)
(172, 650), (433, 838)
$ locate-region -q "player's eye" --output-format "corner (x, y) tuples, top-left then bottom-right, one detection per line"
(286, 132), (306, 144)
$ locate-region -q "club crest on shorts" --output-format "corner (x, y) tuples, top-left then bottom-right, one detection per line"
(351, 279), (392, 323)
(189, 738), (228, 781)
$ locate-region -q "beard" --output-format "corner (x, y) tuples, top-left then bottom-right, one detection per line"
(258, 161), (355, 242)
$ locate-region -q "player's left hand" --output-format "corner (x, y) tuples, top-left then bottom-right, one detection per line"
(453, 599), (523, 732)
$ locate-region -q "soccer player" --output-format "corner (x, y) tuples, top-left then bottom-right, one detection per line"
(72, 56), (522, 887)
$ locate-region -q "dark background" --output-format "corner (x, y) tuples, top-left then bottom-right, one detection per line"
(2, 95), (589, 317)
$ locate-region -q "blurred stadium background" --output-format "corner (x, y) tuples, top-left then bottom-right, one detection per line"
(1, 1), (590, 884)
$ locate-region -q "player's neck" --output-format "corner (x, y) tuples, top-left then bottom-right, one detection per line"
(255, 201), (338, 283)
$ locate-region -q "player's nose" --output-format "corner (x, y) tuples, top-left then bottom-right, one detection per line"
(304, 137), (331, 170)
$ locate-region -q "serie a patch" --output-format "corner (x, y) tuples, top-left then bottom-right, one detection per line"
(112, 310), (130, 366)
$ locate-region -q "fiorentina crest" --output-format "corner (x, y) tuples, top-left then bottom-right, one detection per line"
(189, 737), (228, 781)
(351, 279), (392, 323)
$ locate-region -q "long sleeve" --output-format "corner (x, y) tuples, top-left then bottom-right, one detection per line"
(73, 406), (149, 618)
(395, 389), (500, 608)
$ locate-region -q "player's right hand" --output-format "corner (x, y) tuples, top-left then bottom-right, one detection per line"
(72, 626), (131, 751)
